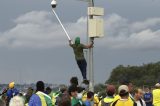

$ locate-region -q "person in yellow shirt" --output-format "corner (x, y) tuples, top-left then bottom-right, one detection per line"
(82, 92), (100, 106)
(113, 82), (135, 102)
(121, 81), (134, 100)
(111, 85), (137, 106)
(98, 85), (116, 106)
(81, 80), (100, 106)
(93, 94), (100, 106)
(152, 83), (160, 106)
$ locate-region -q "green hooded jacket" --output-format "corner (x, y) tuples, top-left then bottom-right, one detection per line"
(70, 37), (86, 60)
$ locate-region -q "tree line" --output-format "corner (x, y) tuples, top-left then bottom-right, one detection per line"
(106, 61), (160, 87)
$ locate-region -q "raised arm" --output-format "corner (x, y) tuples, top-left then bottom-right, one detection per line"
(84, 41), (94, 49)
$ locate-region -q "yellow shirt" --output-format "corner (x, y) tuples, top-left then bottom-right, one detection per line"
(98, 96), (114, 106)
(153, 89), (160, 106)
(82, 93), (99, 106)
(82, 92), (87, 102)
(111, 99), (135, 106)
(114, 94), (134, 102)
(94, 95), (100, 106)
(114, 95), (121, 101)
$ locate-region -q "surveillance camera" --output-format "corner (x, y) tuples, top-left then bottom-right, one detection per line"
(51, 0), (57, 8)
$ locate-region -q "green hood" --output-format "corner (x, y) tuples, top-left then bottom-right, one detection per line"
(75, 37), (80, 45)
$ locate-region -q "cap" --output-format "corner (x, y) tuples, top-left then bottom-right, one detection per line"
(9, 82), (15, 89)
(155, 83), (160, 87)
(118, 85), (129, 94)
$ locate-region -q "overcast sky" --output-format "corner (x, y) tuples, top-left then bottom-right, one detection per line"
(0, 0), (160, 84)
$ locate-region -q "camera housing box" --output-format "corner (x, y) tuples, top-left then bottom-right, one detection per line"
(88, 19), (104, 38)
(88, 7), (104, 16)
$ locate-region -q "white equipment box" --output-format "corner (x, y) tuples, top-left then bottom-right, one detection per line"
(88, 19), (104, 38)
(88, 7), (104, 16)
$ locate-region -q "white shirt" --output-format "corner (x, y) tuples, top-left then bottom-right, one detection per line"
(136, 99), (146, 106)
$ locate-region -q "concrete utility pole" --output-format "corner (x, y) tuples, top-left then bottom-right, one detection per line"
(88, 0), (94, 92)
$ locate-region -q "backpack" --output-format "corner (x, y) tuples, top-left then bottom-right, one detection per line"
(111, 99), (119, 106)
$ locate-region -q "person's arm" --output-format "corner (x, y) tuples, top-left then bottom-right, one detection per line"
(150, 94), (153, 102)
(84, 41), (94, 49)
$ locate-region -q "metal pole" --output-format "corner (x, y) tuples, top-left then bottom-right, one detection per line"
(88, 0), (94, 92)
(51, 8), (71, 41)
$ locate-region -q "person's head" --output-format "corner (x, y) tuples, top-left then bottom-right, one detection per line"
(59, 85), (68, 94)
(75, 37), (80, 45)
(36, 81), (45, 92)
(121, 81), (133, 93)
(9, 82), (15, 89)
(134, 88), (143, 100)
(155, 83), (160, 89)
(9, 96), (25, 106)
(0, 99), (6, 106)
(45, 87), (52, 95)
(68, 85), (78, 98)
(81, 80), (89, 91)
(118, 85), (129, 98)
(70, 77), (78, 86)
(144, 88), (150, 93)
(82, 79), (89, 85)
(106, 85), (116, 96)
(58, 94), (71, 106)
(27, 87), (33, 95)
(87, 91), (94, 100)
(128, 83), (133, 93)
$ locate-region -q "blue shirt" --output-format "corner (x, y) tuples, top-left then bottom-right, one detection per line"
(84, 100), (91, 106)
(7, 88), (19, 100)
(29, 94), (41, 106)
(143, 92), (153, 106)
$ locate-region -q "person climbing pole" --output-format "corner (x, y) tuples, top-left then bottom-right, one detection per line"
(69, 37), (94, 80)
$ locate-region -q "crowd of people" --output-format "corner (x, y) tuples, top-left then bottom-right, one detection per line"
(0, 77), (160, 106)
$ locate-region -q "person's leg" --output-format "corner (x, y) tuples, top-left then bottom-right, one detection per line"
(76, 59), (87, 79)
(76, 60), (84, 78)
(81, 59), (87, 80)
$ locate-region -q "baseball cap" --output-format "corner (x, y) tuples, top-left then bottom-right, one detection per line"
(9, 82), (15, 89)
(118, 85), (129, 94)
(155, 83), (160, 87)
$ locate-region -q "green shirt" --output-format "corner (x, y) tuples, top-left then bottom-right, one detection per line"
(71, 97), (84, 106)
(70, 44), (86, 60)
(71, 97), (80, 106)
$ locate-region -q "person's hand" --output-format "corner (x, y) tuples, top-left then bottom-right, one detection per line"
(69, 40), (73, 45)
(91, 40), (94, 45)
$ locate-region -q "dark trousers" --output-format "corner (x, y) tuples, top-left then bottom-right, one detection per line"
(76, 59), (87, 80)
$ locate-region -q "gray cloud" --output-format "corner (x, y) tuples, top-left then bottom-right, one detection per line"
(99, 14), (160, 50)
(0, 11), (160, 51)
